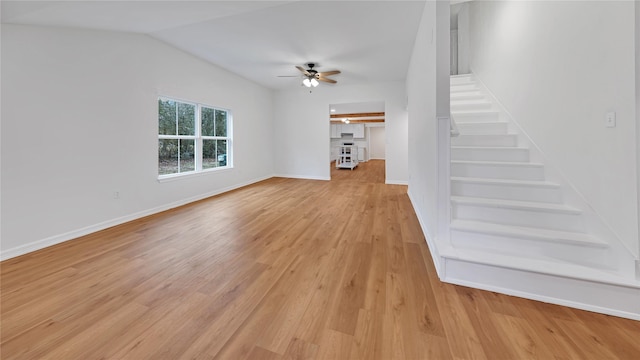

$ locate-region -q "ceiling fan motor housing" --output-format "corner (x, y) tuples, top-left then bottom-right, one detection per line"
(306, 63), (318, 77)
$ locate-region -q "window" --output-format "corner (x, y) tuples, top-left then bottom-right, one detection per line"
(158, 97), (231, 177)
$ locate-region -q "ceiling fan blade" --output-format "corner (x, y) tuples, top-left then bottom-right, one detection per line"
(318, 77), (337, 84)
(319, 70), (341, 76)
(296, 65), (310, 76)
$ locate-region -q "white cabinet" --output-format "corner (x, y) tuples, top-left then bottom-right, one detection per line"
(331, 123), (364, 138)
(353, 124), (365, 138)
(330, 124), (339, 138)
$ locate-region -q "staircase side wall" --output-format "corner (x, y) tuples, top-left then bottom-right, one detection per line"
(467, 0), (639, 259)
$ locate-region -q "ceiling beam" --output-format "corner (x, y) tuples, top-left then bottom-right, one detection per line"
(330, 112), (385, 119)
(330, 119), (385, 124)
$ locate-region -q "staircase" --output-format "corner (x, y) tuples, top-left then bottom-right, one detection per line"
(440, 74), (640, 320)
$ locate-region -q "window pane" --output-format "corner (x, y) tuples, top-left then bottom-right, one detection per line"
(217, 139), (228, 167)
(202, 139), (217, 169)
(180, 139), (195, 172)
(201, 107), (215, 136)
(178, 102), (196, 136)
(158, 139), (178, 175)
(159, 99), (176, 135)
(215, 109), (227, 137)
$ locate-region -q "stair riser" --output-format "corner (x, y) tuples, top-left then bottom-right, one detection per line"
(451, 84), (478, 93)
(451, 182), (563, 203)
(451, 135), (518, 147)
(451, 93), (485, 101)
(457, 122), (509, 135)
(451, 148), (528, 162)
(442, 259), (640, 321)
(451, 112), (500, 123)
(450, 76), (473, 85)
(452, 204), (585, 232)
(449, 231), (608, 269)
(451, 103), (493, 112)
(451, 163), (545, 180)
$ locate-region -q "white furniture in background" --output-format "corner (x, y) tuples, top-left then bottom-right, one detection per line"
(335, 146), (358, 170)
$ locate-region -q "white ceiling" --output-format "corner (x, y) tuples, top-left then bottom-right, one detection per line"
(1, 0), (427, 90)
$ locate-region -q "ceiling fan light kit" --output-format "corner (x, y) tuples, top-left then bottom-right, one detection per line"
(302, 77), (319, 87)
(295, 63), (340, 89)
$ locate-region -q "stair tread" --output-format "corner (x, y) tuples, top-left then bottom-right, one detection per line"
(452, 110), (499, 115)
(451, 196), (581, 213)
(451, 88), (479, 93)
(452, 146), (526, 150)
(439, 246), (640, 288)
(450, 219), (603, 245)
(451, 82), (476, 87)
(450, 93), (483, 99)
(451, 176), (560, 187)
(456, 121), (508, 125)
(452, 160), (544, 167)
(451, 99), (491, 104)
(455, 133), (517, 137)
(450, 93), (485, 98)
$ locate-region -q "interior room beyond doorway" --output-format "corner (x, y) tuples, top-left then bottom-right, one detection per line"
(329, 101), (386, 180)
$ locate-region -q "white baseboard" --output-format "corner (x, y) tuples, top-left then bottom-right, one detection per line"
(443, 256), (640, 321)
(407, 189), (443, 278)
(385, 180), (408, 185)
(0, 175), (274, 261)
(273, 174), (330, 181)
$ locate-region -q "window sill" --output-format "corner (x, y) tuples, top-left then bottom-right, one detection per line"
(157, 166), (233, 183)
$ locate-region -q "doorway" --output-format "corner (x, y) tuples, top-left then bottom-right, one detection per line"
(368, 126), (386, 160)
(328, 101), (386, 181)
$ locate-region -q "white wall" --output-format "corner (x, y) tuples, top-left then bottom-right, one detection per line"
(369, 126), (386, 160)
(637, 0), (640, 258)
(1, 24), (274, 258)
(467, 1), (639, 258)
(457, 2), (470, 74)
(407, 0), (438, 241)
(273, 82), (407, 184)
(450, 30), (458, 75)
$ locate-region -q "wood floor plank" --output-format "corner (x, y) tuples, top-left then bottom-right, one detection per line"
(314, 328), (354, 360)
(430, 280), (489, 360)
(36, 301), (150, 360)
(1, 160), (638, 359)
(282, 337), (318, 360)
(493, 312), (558, 359)
(403, 242), (446, 337)
(327, 242), (372, 336)
(246, 345), (283, 360)
(350, 308), (384, 360)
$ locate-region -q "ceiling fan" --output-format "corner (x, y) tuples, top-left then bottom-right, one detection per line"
(279, 63), (341, 87)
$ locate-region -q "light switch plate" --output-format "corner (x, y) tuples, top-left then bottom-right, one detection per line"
(605, 111), (616, 128)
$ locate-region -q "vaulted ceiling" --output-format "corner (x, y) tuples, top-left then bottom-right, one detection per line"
(1, 1), (426, 90)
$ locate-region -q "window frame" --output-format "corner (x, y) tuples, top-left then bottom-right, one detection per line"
(157, 96), (232, 180)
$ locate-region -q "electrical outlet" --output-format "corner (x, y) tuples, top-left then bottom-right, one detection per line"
(605, 111), (616, 128)
(113, 191), (120, 199)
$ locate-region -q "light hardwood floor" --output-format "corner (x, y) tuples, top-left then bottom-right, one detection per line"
(2, 160), (639, 359)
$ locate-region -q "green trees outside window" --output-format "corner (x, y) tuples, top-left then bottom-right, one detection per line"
(158, 98), (231, 176)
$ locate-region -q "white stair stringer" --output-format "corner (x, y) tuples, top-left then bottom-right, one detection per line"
(437, 74), (640, 320)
